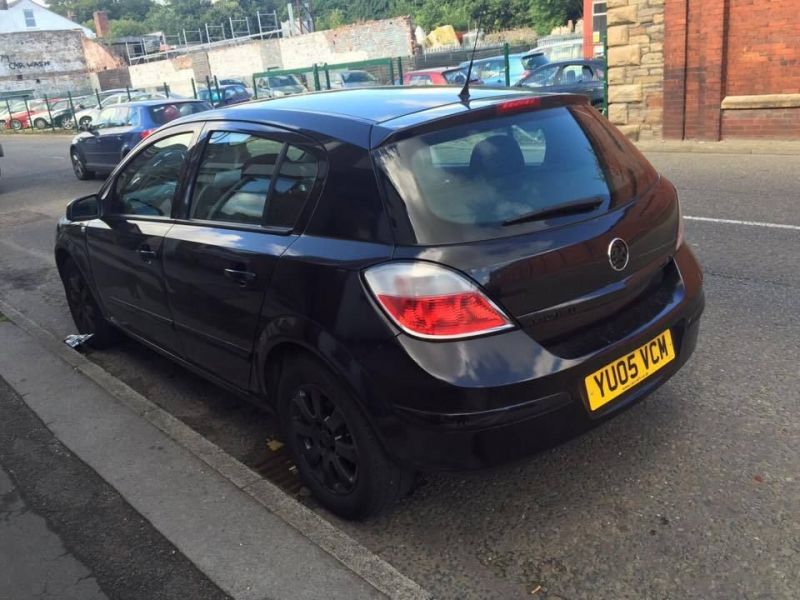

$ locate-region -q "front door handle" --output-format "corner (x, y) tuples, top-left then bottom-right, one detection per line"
(137, 246), (158, 262)
(224, 268), (257, 287)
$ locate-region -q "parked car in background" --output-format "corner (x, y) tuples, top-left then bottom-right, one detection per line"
(518, 59), (605, 108)
(56, 88), (703, 519)
(402, 67), (478, 86)
(3, 99), (50, 130)
(330, 70), (380, 88)
(70, 99), (212, 179)
(28, 98), (82, 130)
(74, 92), (169, 129)
(198, 84), (252, 107)
(0, 98), (29, 129)
(460, 51), (549, 87)
(255, 73), (307, 98)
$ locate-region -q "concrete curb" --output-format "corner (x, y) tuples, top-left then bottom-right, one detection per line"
(0, 298), (432, 600)
(636, 140), (800, 156)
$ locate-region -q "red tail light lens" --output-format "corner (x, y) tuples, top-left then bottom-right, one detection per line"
(139, 129), (155, 140)
(497, 97), (541, 115)
(363, 262), (513, 339)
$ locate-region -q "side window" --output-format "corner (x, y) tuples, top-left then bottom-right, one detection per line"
(190, 132), (283, 226)
(112, 133), (193, 217)
(94, 107), (115, 129)
(560, 64), (584, 84)
(266, 144), (318, 228)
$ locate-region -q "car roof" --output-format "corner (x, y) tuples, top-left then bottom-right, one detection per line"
(532, 58), (603, 69)
(175, 87), (580, 148)
(122, 99), (205, 107)
(406, 67), (461, 75)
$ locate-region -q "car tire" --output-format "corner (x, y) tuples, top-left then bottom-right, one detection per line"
(79, 116), (92, 128)
(11, 119), (23, 130)
(61, 259), (120, 349)
(34, 117), (48, 130)
(71, 149), (94, 180)
(61, 119), (75, 130)
(278, 354), (411, 520)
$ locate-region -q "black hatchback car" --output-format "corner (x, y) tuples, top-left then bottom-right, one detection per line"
(55, 88), (704, 519)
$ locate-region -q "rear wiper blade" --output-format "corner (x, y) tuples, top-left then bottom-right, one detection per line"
(502, 197), (604, 227)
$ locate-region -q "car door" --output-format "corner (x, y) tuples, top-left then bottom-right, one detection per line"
(86, 126), (199, 353)
(81, 106), (116, 167)
(161, 123), (323, 388)
(95, 106), (135, 169)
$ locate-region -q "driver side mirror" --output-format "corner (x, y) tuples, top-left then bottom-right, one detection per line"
(66, 194), (100, 221)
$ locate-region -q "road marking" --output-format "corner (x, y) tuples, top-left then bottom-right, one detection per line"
(685, 216), (800, 231)
(0, 238), (54, 264)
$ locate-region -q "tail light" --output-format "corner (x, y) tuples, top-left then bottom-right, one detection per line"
(363, 262), (514, 339)
(139, 129), (155, 140)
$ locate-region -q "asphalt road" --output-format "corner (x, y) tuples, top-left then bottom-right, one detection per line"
(0, 135), (798, 599)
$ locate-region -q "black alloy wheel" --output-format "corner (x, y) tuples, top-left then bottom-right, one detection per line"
(278, 355), (411, 519)
(71, 150), (94, 180)
(289, 384), (359, 494)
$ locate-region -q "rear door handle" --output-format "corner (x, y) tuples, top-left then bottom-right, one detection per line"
(224, 268), (257, 287)
(137, 246), (158, 262)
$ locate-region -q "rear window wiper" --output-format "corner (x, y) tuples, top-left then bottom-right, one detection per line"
(502, 197), (604, 227)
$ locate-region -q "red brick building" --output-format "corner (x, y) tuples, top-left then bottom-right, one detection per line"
(584, 0), (800, 140)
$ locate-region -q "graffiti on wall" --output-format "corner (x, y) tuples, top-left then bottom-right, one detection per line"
(1, 56), (52, 71)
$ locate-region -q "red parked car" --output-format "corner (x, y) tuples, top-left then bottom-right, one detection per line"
(403, 67), (479, 86)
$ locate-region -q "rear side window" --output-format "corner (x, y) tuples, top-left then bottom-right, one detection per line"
(374, 106), (657, 245)
(148, 102), (208, 125)
(190, 131), (318, 228)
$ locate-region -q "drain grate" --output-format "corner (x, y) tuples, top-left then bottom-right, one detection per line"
(252, 439), (305, 496)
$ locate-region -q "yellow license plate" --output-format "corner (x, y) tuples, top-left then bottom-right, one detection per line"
(585, 330), (676, 411)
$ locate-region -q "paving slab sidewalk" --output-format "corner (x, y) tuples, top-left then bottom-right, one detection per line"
(636, 139), (800, 155)
(0, 306), (431, 600)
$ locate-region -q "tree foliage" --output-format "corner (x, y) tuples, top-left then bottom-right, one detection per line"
(50, 0), (583, 39)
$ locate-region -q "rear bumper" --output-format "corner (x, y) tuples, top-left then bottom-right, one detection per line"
(359, 245), (705, 470)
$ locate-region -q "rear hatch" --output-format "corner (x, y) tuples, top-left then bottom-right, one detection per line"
(373, 98), (681, 357)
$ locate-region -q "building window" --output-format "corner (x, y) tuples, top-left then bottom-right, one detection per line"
(24, 9), (36, 27)
(592, 1), (607, 42)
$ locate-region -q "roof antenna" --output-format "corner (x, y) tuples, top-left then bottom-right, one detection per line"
(459, 17), (482, 104)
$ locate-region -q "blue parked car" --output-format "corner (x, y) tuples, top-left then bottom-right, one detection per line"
(460, 50), (548, 87)
(518, 59), (606, 109)
(197, 84), (252, 108)
(70, 99), (211, 180)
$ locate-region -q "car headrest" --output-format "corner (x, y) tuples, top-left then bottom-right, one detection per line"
(469, 135), (525, 177)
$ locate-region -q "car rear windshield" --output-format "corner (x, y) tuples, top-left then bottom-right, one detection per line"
(269, 75), (300, 87)
(521, 53), (549, 70)
(374, 104), (658, 244)
(148, 102), (210, 125)
(343, 71), (375, 83)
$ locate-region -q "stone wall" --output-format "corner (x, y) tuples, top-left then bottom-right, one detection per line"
(0, 30), (92, 95)
(605, 0), (665, 140)
(129, 17), (415, 91)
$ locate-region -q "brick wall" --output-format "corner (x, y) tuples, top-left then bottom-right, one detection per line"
(663, 0), (800, 140)
(0, 30), (91, 95)
(725, 0), (800, 97)
(605, 0), (665, 140)
(721, 107), (800, 138)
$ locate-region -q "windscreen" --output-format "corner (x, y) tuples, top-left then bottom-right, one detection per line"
(343, 71), (375, 83)
(269, 75), (300, 87)
(374, 105), (658, 244)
